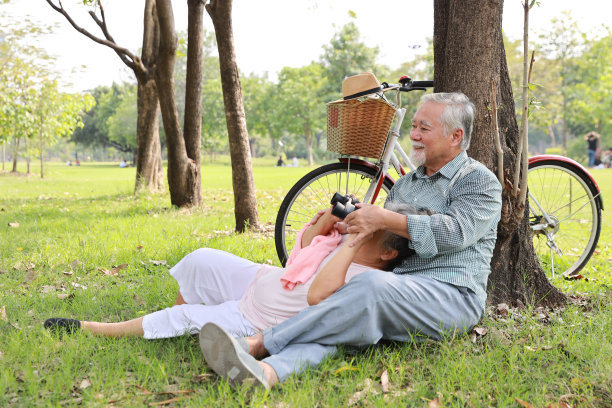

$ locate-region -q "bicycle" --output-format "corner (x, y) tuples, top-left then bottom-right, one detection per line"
(274, 76), (603, 280)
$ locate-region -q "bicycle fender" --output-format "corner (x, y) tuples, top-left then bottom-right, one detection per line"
(529, 155), (603, 211)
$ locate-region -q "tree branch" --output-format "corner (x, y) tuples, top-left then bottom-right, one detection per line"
(490, 80), (504, 183)
(45, 0), (145, 73)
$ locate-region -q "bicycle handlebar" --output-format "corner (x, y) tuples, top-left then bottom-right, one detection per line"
(381, 78), (434, 93)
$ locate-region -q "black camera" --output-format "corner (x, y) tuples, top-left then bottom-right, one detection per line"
(330, 192), (360, 219)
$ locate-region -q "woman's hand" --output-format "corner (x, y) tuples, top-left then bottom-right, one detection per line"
(310, 208), (328, 225)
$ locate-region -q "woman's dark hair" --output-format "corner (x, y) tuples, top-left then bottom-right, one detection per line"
(380, 202), (434, 271)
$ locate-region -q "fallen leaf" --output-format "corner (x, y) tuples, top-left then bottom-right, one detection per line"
(515, 398), (537, 408)
(79, 379), (92, 389)
(192, 373), (213, 383)
(41, 285), (56, 294)
(136, 245), (144, 250)
(495, 303), (509, 318)
(8, 222), (20, 228)
(0, 269), (7, 274)
(57, 293), (74, 300)
(98, 267), (118, 277)
(428, 397), (443, 408)
(380, 370), (389, 393)
(149, 397), (182, 406)
(1, 305), (7, 321)
(474, 327), (488, 336)
(334, 365), (360, 376)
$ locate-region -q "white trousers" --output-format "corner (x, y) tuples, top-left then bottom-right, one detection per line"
(141, 248), (260, 339)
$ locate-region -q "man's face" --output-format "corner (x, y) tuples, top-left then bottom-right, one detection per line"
(409, 101), (462, 175)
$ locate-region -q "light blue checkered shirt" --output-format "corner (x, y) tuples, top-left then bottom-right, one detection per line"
(386, 151), (502, 309)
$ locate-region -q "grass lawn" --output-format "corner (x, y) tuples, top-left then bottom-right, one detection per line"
(0, 161), (610, 407)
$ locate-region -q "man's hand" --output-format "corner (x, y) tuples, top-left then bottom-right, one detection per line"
(344, 204), (385, 246)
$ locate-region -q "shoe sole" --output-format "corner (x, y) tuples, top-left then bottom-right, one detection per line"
(199, 322), (269, 389)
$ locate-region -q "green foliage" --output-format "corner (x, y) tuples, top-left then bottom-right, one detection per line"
(320, 22), (381, 102)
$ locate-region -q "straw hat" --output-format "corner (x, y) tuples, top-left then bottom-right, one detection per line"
(341, 72), (382, 100)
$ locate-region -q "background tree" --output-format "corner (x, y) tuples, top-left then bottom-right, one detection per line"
(566, 31), (612, 149)
(46, 0), (163, 192)
(320, 21), (381, 102)
(536, 13), (585, 154)
(206, 0), (259, 232)
(106, 84), (138, 163)
(433, 0), (565, 305)
(30, 80), (95, 178)
(275, 64), (327, 165)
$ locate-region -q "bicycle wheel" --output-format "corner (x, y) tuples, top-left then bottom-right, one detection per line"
(275, 162), (394, 266)
(527, 160), (602, 278)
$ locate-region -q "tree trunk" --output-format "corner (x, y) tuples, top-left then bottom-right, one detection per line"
(181, 0), (205, 205)
(133, 0), (163, 192)
(135, 78), (163, 191)
(39, 132), (44, 179)
(206, 0), (260, 232)
(155, 0), (202, 207)
(11, 137), (18, 173)
(548, 123), (557, 147)
(433, 0), (565, 306)
(304, 127), (314, 166)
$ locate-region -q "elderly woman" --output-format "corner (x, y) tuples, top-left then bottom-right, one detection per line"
(45, 203), (423, 339)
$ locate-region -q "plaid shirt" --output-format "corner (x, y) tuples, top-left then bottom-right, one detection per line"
(386, 151), (502, 309)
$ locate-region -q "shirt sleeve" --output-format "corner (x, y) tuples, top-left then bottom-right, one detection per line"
(406, 167), (502, 258)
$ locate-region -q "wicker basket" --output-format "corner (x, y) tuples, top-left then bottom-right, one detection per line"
(326, 97), (396, 158)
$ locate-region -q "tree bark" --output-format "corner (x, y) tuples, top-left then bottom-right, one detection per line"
(155, 0), (202, 207)
(134, 0), (163, 192)
(433, 0), (565, 306)
(206, 0), (260, 232)
(11, 137), (18, 173)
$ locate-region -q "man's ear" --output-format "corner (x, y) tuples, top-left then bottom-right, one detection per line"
(450, 128), (464, 147)
(381, 248), (398, 262)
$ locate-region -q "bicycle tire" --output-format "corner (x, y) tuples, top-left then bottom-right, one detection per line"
(275, 162), (394, 266)
(527, 160), (602, 277)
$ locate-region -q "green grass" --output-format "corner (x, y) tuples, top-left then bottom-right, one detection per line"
(0, 161), (610, 407)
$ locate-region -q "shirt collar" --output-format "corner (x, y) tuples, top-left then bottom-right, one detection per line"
(413, 151), (469, 180)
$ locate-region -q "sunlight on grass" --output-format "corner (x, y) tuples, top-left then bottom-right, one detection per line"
(0, 162), (609, 406)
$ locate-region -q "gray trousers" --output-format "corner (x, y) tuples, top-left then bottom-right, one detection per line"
(261, 270), (483, 382)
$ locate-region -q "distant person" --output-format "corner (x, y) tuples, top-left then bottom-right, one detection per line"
(66, 160), (72, 166)
(277, 156), (285, 167)
(75, 160), (80, 166)
(292, 156), (299, 167)
(119, 159), (127, 168)
(584, 131), (600, 167)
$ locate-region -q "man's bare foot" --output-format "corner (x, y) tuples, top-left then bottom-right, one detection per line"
(245, 333), (269, 359)
(258, 362), (279, 387)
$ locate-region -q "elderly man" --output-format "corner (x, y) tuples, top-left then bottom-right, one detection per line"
(200, 92), (502, 389)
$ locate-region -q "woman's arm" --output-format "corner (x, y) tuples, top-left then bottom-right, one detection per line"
(307, 234), (367, 305)
(301, 207), (342, 248)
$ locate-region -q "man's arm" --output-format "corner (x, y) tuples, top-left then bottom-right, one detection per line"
(343, 204), (409, 246)
(306, 234), (367, 305)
